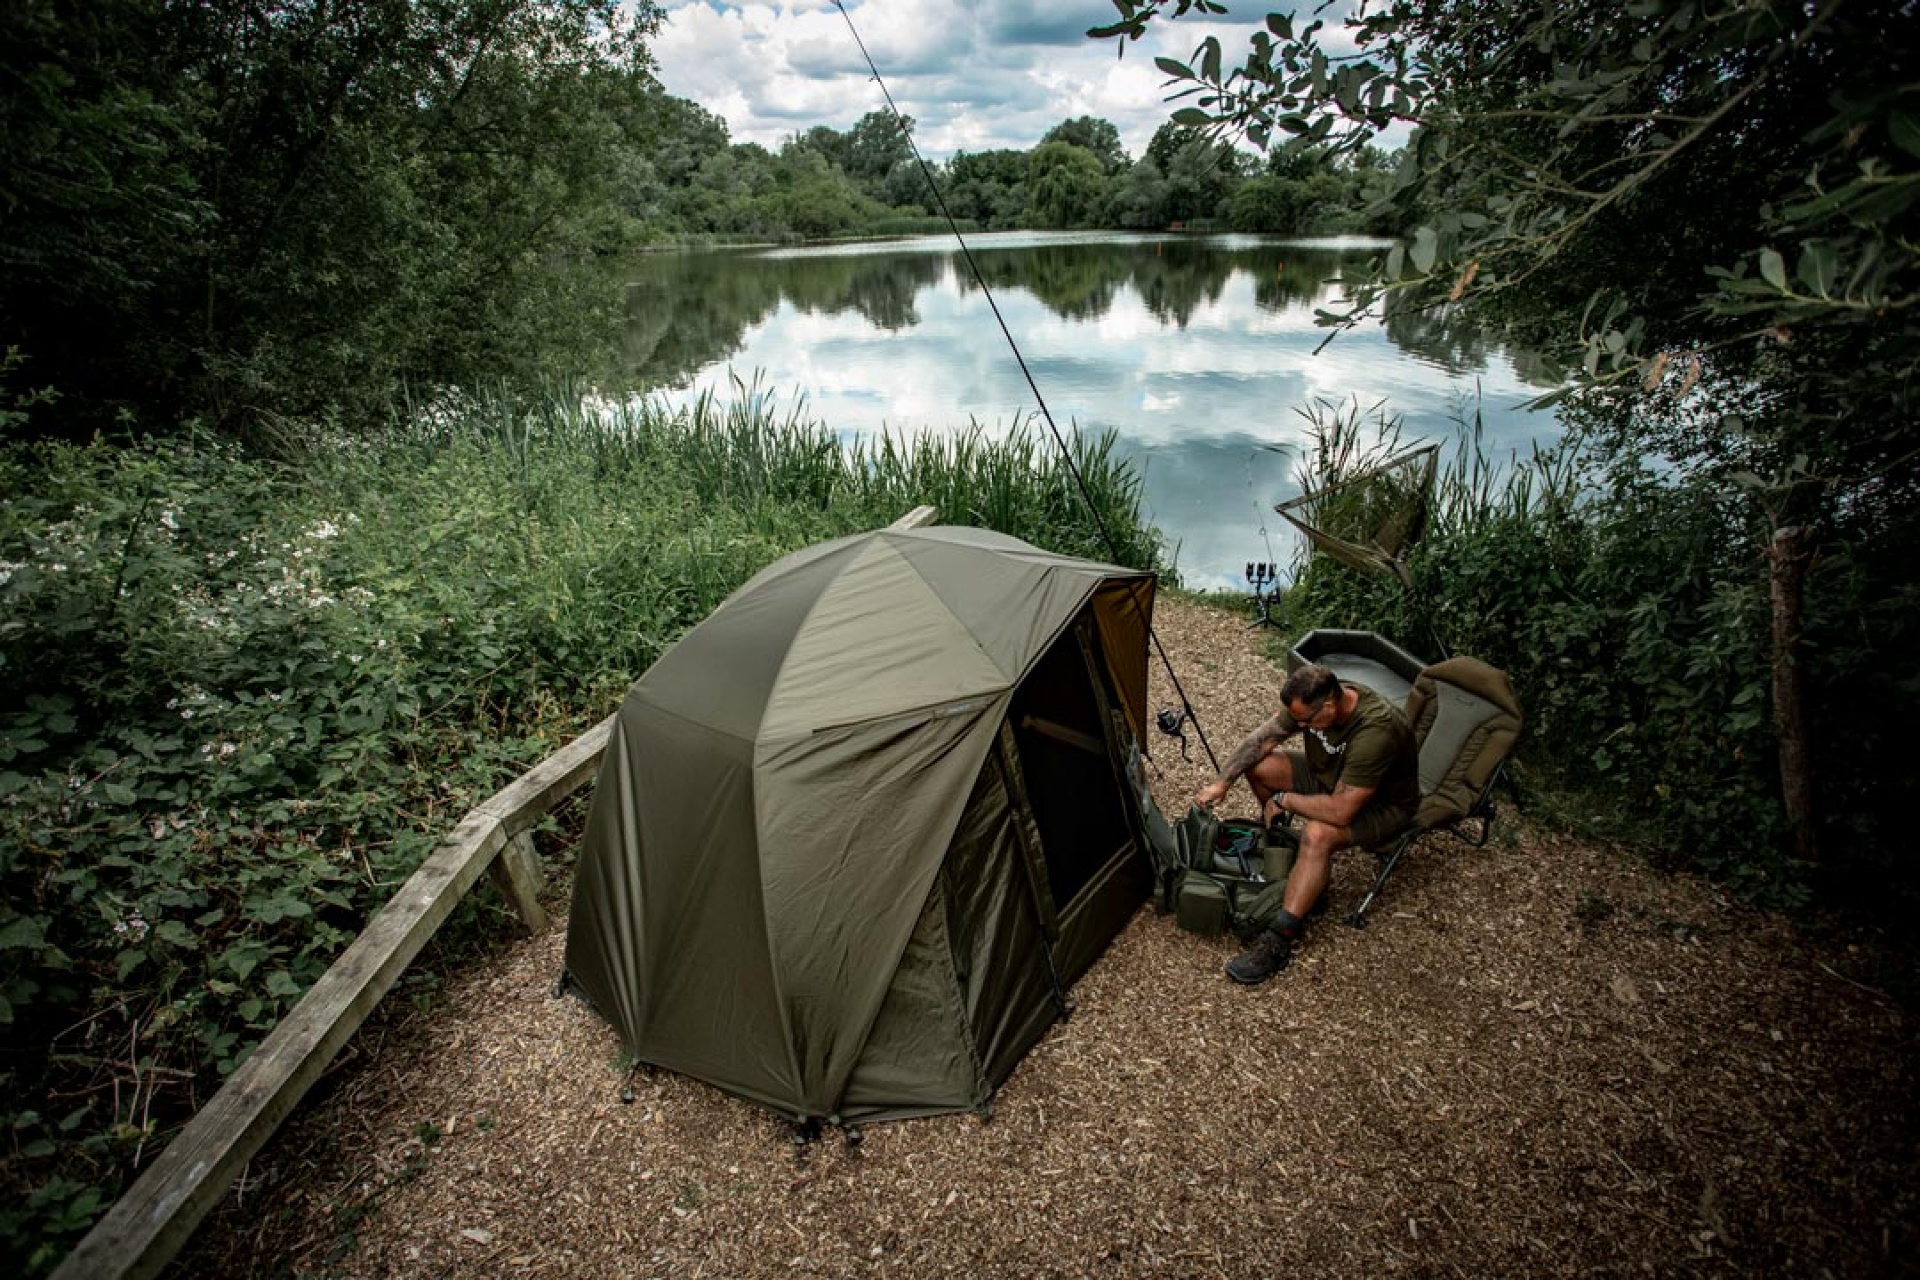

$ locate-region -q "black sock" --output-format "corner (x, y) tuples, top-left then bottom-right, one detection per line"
(1271, 909), (1304, 940)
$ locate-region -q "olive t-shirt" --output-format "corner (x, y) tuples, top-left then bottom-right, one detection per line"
(1286, 685), (1420, 807)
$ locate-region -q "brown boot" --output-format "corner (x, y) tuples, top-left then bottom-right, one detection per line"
(1224, 929), (1293, 984)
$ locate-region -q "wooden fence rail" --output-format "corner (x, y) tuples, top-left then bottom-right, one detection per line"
(52, 506), (938, 1280)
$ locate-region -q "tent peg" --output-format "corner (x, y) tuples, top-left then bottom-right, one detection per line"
(619, 1060), (642, 1105)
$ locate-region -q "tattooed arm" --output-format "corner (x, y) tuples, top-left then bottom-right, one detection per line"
(1192, 711), (1296, 806)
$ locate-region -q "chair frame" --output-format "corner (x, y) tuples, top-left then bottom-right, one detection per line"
(1341, 755), (1511, 928)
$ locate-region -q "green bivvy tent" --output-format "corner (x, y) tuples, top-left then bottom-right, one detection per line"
(563, 525), (1158, 1125)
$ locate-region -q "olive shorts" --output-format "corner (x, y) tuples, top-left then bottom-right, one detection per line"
(1281, 749), (1416, 849)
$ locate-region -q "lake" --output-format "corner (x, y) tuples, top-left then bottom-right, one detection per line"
(621, 231), (1563, 592)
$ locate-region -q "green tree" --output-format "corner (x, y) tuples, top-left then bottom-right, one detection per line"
(785, 123), (853, 173)
(1103, 158), (1172, 228)
(942, 149), (1032, 228)
(2, 0), (665, 439)
(844, 108), (917, 202)
(1145, 122), (1250, 224)
(1026, 142), (1111, 228)
(767, 149), (890, 239)
(1041, 115), (1130, 173)
(1229, 147), (1346, 231)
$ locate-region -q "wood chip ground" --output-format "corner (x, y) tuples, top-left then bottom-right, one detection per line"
(180, 596), (1917, 1279)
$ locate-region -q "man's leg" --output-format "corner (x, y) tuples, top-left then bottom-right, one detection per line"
(1241, 750), (1354, 918)
(1283, 819), (1353, 918)
(1241, 749), (1296, 815)
(1227, 755), (1357, 984)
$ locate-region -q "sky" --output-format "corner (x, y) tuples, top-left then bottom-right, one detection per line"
(646, 1), (1336, 163)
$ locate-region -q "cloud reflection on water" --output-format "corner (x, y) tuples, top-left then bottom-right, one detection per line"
(632, 233), (1562, 592)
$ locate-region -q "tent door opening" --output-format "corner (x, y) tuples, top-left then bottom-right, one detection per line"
(1008, 610), (1140, 915)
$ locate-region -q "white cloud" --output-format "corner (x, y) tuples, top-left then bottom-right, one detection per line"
(649, 0), (1287, 160)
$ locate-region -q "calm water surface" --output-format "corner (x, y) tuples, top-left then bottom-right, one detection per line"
(622, 231), (1563, 591)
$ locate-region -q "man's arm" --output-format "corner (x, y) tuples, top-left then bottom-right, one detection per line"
(1271, 780), (1375, 829)
(1194, 712), (1294, 805)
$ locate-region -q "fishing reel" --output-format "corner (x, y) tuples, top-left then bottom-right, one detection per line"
(1155, 706), (1192, 761)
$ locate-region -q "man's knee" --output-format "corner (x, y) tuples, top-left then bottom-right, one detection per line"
(1297, 819), (1353, 858)
(1246, 752), (1296, 794)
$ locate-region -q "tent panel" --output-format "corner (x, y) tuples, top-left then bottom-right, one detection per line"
(754, 700), (1005, 1115)
(638, 536), (866, 741)
(760, 538), (1012, 740)
(838, 875), (984, 1119)
(942, 744), (1063, 1090)
(1089, 577), (1156, 744)
(1009, 619), (1137, 912)
(892, 532), (1148, 685)
(564, 708), (801, 1107)
(1050, 836), (1153, 988)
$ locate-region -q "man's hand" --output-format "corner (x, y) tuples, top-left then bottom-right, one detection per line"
(1193, 776), (1230, 809)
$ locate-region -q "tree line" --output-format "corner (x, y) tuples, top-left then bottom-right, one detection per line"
(1, 2), (1394, 444)
(683, 109), (1400, 242)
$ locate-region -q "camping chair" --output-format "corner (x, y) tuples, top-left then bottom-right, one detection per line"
(1340, 655), (1523, 928)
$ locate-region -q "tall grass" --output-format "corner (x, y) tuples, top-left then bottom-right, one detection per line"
(0, 388), (1166, 1272)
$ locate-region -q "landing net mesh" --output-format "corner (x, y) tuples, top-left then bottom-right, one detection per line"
(1274, 444), (1438, 590)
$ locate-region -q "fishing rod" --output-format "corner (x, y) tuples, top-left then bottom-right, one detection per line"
(832, 0), (1219, 773)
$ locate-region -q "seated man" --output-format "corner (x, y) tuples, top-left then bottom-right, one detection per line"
(1193, 662), (1419, 983)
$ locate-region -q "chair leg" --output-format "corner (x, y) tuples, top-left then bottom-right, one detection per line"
(1341, 831), (1418, 929)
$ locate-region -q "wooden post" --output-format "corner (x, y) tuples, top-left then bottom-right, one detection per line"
(1769, 523), (1818, 865)
(488, 829), (550, 932)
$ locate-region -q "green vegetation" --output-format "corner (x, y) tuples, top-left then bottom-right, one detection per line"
(1100, 1), (1917, 901)
(1278, 396), (1914, 912)
(2, 0), (667, 439)
(9, 0), (1911, 1267)
(0, 392), (1161, 1269)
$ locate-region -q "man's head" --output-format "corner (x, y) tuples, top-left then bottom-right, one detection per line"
(1280, 663), (1343, 729)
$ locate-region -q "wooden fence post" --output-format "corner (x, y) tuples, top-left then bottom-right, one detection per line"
(488, 829), (550, 932)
